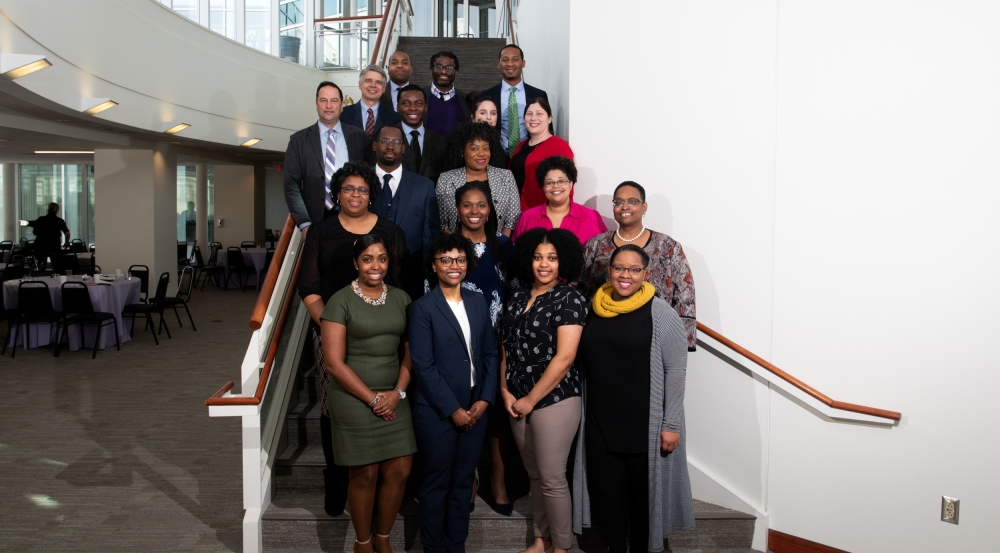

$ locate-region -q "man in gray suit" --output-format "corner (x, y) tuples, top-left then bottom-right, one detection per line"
(283, 81), (370, 235)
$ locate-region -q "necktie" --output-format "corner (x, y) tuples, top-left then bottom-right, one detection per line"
(365, 107), (375, 136)
(324, 129), (337, 211)
(507, 86), (519, 156)
(439, 90), (446, 100)
(410, 130), (422, 173)
(382, 174), (394, 206)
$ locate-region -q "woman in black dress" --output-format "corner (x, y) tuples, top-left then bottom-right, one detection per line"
(297, 161), (407, 517)
(500, 228), (587, 553)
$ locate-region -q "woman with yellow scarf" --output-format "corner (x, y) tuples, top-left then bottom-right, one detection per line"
(571, 244), (694, 553)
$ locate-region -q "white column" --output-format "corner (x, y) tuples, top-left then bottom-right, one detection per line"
(3, 163), (16, 242)
(196, 164), (209, 249)
(212, 165), (256, 248)
(94, 145), (178, 293)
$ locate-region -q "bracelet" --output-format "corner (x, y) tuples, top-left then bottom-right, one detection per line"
(367, 394), (381, 408)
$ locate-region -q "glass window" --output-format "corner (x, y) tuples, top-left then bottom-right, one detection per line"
(177, 166), (215, 245)
(19, 165), (62, 243)
(207, 166), (215, 244)
(245, 0), (272, 53)
(322, 0), (342, 17)
(279, 0), (306, 64)
(17, 164), (93, 245)
(173, 0), (200, 21)
(210, 0), (236, 39)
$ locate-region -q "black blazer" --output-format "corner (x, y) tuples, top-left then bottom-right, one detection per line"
(341, 102), (402, 133)
(372, 167), (441, 299)
(409, 286), (498, 419)
(283, 122), (371, 227)
(380, 82), (409, 113)
(481, 82), (551, 134)
(401, 126), (448, 186)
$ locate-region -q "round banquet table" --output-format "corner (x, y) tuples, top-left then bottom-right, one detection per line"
(3, 275), (142, 351)
(216, 248), (267, 289)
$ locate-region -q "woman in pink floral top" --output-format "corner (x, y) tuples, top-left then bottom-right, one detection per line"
(579, 181), (697, 350)
(511, 156), (607, 245)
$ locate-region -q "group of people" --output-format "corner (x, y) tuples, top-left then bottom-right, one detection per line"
(284, 44), (698, 553)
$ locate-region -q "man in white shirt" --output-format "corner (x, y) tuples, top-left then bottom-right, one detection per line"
(341, 65), (402, 137)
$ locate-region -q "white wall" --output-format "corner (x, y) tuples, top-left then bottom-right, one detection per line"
(212, 165), (256, 248)
(516, 0), (572, 138)
(538, 0), (1000, 550)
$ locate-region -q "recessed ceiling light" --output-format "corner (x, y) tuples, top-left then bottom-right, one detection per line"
(0, 54), (52, 79)
(82, 100), (118, 115)
(163, 123), (191, 135)
(34, 150), (94, 154)
(240, 138), (262, 147)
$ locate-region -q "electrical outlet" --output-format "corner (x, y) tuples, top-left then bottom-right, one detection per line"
(941, 496), (960, 525)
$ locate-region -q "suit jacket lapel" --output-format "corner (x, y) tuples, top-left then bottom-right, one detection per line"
(433, 287), (471, 358)
(307, 124), (324, 175)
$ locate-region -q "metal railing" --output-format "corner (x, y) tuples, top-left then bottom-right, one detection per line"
(313, 0), (413, 70)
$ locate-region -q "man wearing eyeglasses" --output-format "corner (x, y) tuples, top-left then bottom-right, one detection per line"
(372, 125), (440, 299)
(284, 81), (371, 234)
(423, 51), (471, 136)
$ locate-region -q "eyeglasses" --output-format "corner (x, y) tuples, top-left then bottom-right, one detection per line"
(341, 186), (370, 196)
(612, 198), (643, 208)
(433, 64), (457, 72)
(378, 138), (403, 146)
(435, 256), (468, 266)
(543, 179), (572, 189)
(611, 265), (645, 275)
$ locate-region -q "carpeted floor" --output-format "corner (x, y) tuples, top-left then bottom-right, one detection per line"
(0, 285), (255, 552)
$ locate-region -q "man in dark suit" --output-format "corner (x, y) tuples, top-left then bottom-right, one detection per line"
(480, 44), (549, 156)
(371, 124), (440, 299)
(398, 84), (447, 186)
(283, 81), (370, 234)
(423, 51), (471, 136)
(340, 65), (401, 138)
(380, 50), (412, 112)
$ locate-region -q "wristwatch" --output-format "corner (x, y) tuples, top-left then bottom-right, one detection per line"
(394, 387), (407, 399)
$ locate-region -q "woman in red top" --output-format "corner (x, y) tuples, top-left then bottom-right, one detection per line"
(509, 97), (574, 211)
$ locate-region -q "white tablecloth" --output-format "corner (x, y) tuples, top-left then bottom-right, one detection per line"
(3, 276), (142, 351)
(215, 248), (267, 289)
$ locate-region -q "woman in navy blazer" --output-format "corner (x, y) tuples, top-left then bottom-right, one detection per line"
(409, 233), (498, 553)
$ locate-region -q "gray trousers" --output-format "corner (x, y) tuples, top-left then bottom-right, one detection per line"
(510, 396), (582, 550)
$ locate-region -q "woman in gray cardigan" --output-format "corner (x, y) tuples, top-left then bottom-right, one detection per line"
(573, 244), (694, 553)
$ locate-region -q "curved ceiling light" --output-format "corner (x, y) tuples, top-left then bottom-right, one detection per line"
(163, 123), (191, 134)
(0, 54), (52, 79)
(82, 98), (118, 115)
(240, 138), (262, 147)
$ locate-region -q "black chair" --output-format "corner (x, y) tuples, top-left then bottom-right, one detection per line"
(161, 266), (196, 330)
(123, 271), (171, 344)
(0, 240), (12, 258)
(59, 282), (120, 359)
(61, 252), (83, 275)
(128, 265), (150, 303)
(190, 246), (225, 291)
(10, 281), (64, 358)
(241, 241), (257, 249)
(259, 248), (275, 287)
(178, 242), (191, 275)
(68, 239), (87, 254)
(226, 247), (255, 292)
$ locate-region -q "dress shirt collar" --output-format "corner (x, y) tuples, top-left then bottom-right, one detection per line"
(501, 80), (524, 95)
(374, 163), (403, 183)
(401, 121), (425, 138)
(317, 120), (343, 139)
(430, 84), (456, 101)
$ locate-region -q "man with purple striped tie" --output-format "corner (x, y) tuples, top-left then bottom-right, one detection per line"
(284, 81), (371, 236)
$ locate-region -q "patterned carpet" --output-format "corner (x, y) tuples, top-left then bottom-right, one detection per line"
(0, 285), (255, 552)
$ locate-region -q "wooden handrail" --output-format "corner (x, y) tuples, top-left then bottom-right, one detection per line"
(697, 322), (901, 421)
(206, 239), (304, 407)
(249, 216), (295, 331)
(369, 0), (395, 66)
(377, 0), (401, 67)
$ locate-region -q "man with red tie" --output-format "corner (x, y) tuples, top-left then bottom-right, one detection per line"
(342, 65), (402, 139)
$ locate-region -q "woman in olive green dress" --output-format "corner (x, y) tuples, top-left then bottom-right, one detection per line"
(321, 234), (417, 553)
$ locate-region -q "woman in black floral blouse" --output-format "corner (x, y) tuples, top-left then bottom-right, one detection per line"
(499, 228), (587, 553)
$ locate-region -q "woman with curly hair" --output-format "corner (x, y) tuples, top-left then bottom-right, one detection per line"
(436, 122), (521, 236)
(511, 155), (607, 245)
(298, 160), (408, 518)
(500, 228), (588, 553)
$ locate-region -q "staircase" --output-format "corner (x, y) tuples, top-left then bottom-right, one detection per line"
(262, 364), (763, 552)
(396, 37), (509, 94)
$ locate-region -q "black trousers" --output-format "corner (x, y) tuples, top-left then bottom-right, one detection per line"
(586, 432), (648, 553)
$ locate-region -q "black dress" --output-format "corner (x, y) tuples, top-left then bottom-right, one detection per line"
(298, 215), (408, 304)
(577, 301), (653, 453)
(509, 142), (538, 194)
